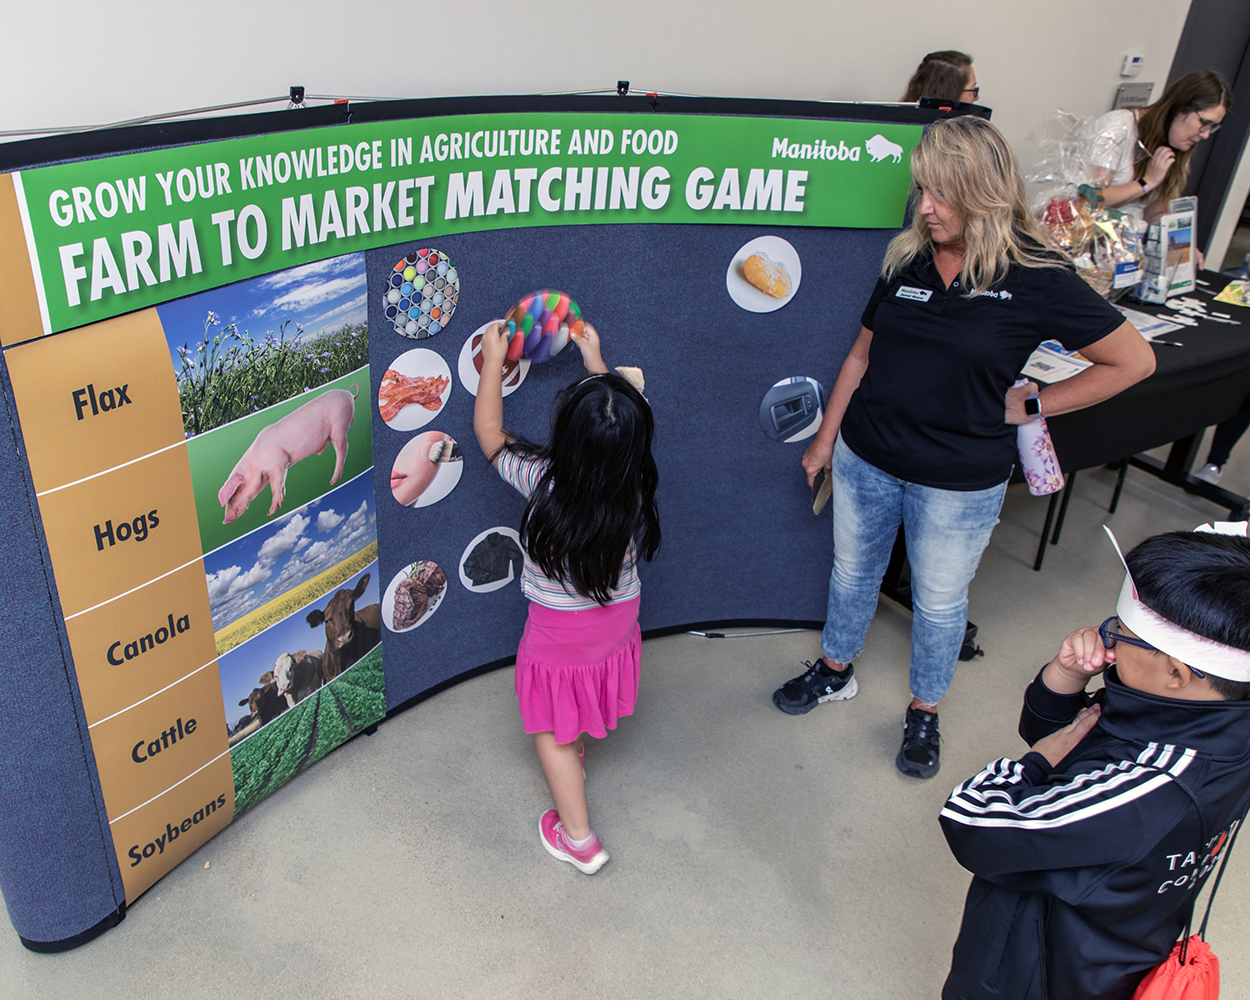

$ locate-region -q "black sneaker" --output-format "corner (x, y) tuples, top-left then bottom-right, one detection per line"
(772, 659), (858, 715)
(896, 707), (941, 778)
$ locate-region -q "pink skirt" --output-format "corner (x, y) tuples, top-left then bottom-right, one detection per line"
(515, 597), (641, 744)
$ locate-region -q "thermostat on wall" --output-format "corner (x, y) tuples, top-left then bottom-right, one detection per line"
(1121, 54), (1145, 77)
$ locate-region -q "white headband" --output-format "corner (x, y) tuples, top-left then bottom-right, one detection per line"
(1105, 523), (1250, 682)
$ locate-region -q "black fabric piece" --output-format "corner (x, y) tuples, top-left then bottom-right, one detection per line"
(842, 252), (1123, 490)
(1018, 665), (1096, 745)
(463, 532), (524, 586)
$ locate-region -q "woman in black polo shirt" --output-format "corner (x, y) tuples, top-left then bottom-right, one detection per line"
(772, 116), (1156, 778)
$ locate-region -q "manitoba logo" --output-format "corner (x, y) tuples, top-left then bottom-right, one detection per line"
(864, 134), (903, 163)
(772, 137), (861, 162)
(772, 134), (904, 164)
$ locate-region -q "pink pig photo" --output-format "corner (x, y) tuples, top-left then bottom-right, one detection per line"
(218, 385), (359, 524)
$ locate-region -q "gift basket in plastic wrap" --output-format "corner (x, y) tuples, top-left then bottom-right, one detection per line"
(1028, 111), (1145, 301)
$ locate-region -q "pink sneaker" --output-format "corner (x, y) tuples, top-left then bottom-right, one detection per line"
(539, 810), (609, 874)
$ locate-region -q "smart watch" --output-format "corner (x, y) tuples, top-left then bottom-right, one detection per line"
(1025, 396), (1043, 419)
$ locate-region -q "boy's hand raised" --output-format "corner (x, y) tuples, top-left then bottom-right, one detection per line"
(1042, 626), (1114, 695)
(1032, 704), (1101, 767)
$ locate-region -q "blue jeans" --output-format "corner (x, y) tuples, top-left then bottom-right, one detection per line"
(821, 437), (1007, 706)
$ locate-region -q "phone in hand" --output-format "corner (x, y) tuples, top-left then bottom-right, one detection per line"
(812, 468), (832, 515)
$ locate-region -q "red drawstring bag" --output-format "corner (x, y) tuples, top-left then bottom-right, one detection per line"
(1131, 788), (1244, 1000)
(1131, 936), (1219, 1000)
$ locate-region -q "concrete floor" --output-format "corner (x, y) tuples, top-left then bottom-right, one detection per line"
(4, 438), (1250, 999)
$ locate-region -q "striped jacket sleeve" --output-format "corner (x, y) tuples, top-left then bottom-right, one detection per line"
(939, 742), (1196, 899)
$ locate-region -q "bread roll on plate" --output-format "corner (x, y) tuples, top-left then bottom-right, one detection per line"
(743, 252), (792, 298)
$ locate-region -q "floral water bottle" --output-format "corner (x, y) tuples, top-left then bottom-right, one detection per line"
(1014, 379), (1064, 496)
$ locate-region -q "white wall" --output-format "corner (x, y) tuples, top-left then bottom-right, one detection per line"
(4, 0), (1190, 162)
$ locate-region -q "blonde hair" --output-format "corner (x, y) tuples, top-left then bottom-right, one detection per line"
(882, 116), (1064, 296)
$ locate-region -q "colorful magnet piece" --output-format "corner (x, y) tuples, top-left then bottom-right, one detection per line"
(499, 288), (584, 363)
(506, 324), (525, 362)
(529, 335), (553, 364)
(384, 248), (460, 339)
(551, 318), (575, 355)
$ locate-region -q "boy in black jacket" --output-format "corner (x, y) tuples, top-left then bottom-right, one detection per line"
(940, 525), (1250, 1000)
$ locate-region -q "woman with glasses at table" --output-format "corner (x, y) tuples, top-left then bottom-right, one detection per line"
(1086, 70), (1232, 226)
(902, 50), (980, 105)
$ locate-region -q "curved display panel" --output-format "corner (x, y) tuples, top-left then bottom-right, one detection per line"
(0, 94), (936, 949)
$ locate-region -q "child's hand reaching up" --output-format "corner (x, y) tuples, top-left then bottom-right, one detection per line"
(1042, 626), (1114, 696)
(571, 322), (608, 374)
(480, 321), (511, 373)
(474, 321), (513, 465)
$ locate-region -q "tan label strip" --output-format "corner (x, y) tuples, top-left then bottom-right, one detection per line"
(107, 747), (233, 826)
(0, 172), (50, 343)
(63, 553), (206, 621)
(87, 657), (219, 730)
(35, 438), (187, 498)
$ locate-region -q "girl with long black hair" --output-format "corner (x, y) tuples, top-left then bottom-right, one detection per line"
(474, 320), (659, 874)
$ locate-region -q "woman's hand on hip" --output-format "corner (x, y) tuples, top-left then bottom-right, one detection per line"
(802, 438), (834, 488)
(1004, 381), (1039, 425)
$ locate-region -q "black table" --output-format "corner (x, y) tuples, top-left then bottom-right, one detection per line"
(1033, 272), (1250, 568)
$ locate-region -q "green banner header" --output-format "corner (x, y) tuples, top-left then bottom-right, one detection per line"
(13, 112), (920, 333)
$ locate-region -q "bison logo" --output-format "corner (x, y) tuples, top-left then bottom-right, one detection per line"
(864, 134), (904, 164)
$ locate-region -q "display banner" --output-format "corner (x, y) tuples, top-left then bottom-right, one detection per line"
(0, 97), (931, 949)
(7, 113), (918, 340)
(1, 249), (383, 905)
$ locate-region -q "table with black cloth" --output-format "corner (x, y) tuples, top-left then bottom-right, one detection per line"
(1031, 272), (1250, 569)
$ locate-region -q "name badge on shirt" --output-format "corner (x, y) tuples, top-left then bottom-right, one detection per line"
(895, 286), (932, 302)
